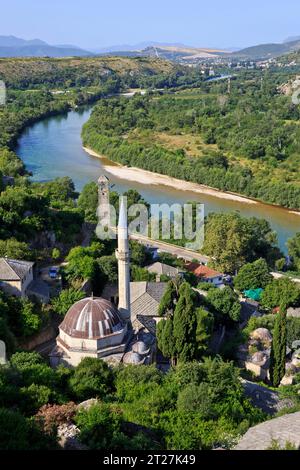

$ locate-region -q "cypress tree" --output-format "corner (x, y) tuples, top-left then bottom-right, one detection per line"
(173, 283), (198, 363)
(269, 305), (287, 387)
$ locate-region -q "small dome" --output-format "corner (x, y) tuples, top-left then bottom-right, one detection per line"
(132, 341), (150, 355)
(123, 351), (144, 365)
(60, 297), (124, 340)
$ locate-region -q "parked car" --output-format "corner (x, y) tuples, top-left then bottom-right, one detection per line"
(49, 267), (59, 279)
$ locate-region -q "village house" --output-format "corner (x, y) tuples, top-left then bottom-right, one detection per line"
(0, 257), (50, 302)
(185, 262), (224, 287)
(146, 261), (184, 281)
(0, 257), (34, 297)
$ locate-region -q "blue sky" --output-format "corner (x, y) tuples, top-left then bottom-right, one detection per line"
(1, 0), (300, 49)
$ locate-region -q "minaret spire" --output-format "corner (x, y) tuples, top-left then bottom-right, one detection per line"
(116, 196), (131, 322)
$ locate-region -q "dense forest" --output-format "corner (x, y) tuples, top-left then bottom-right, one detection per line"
(82, 71), (300, 209)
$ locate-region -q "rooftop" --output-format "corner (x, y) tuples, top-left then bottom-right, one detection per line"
(130, 281), (168, 320)
(60, 296), (125, 340)
(0, 258), (34, 281)
(146, 262), (180, 277)
(185, 262), (223, 279)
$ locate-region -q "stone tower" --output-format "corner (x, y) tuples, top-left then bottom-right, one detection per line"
(115, 196), (131, 323)
(97, 175), (110, 227)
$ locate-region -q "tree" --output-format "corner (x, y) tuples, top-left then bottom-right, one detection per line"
(234, 258), (272, 291)
(157, 318), (176, 363)
(75, 402), (122, 450)
(0, 238), (32, 260)
(77, 181), (98, 222)
(131, 265), (155, 281)
(65, 246), (96, 281)
(0, 407), (57, 450)
(51, 248), (61, 260)
(195, 308), (214, 356)
(261, 278), (300, 310)
(202, 213), (280, 273)
(172, 283), (199, 363)
(98, 255), (118, 283)
(207, 286), (241, 322)
(158, 280), (180, 316)
(269, 307), (287, 387)
(69, 357), (114, 401)
(287, 233), (300, 271)
(52, 288), (85, 316)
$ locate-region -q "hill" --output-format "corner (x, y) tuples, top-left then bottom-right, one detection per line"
(0, 56), (181, 88)
(0, 35), (92, 58)
(233, 39), (300, 59)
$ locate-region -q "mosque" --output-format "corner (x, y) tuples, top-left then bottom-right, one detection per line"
(50, 177), (167, 367)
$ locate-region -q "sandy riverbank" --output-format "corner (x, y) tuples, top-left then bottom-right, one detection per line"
(83, 146), (300, 214)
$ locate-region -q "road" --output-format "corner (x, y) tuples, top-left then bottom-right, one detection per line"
(129, 232), (210, 264)
(271, 271), (300, 284)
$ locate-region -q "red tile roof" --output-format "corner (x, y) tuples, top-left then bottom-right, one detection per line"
(185, 262), (223, 279)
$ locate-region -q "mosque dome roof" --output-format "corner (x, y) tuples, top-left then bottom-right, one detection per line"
(60, 297), (124, 340)
(122, 351), (145, 365)
(132, 341), (150, 355)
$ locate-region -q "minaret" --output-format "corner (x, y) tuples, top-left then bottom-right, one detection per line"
(116, 196), (131, 322)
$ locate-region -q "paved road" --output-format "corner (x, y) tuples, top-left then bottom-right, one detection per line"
(129, 232), (210, 264)
(271, 271), (300, 284)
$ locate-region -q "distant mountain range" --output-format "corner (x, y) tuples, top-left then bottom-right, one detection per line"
(1, 35), (300, 61)
(0, 36), (92, 57)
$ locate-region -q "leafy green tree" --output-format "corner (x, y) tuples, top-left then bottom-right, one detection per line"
(65, 246), (96, 281)
(0, 238), (32, 260)
(77, 181), (98, 222)
(75, 402), (122, 450)
(131, 265), (155, 281)
(275, 258), (286, 272)
(0, 407), (57, 450)
(287, 233), (300, 271)
(261, 278), (300, 310)
(69, 358), (114, 401)
(98, 254), (118, 283)
(51, 248), (61, 260)
(202, 213), (279, 273)
(115, 364), (162, 403)
(234, 258), (272, 291)
(19, 299), (42, 337)
(52, 288), (85, 316)
(207, 286), (241, 322)
(269, 308), (287, 387)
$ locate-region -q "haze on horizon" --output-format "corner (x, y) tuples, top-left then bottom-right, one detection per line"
(1, 0), (300, 50)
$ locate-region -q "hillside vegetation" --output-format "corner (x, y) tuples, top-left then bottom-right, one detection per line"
(82, 71), (300, 210)
(0, 56), (181, 89)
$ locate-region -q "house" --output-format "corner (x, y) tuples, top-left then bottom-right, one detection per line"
(0, 257), (50, 302)
(146, 262), (183, 281)
(0, 258), (34, 297)
(185, 262), (224, 286)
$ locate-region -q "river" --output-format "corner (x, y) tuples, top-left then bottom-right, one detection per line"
(15, 106), (299, 253)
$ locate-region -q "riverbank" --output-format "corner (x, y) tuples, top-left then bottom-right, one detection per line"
(84, 146), (291, 208)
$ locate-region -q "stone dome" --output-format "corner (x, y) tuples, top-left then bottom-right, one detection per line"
(132, 341), (150, 355)
(122, 351), (145, 365)
(60, 297), (124, 340)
